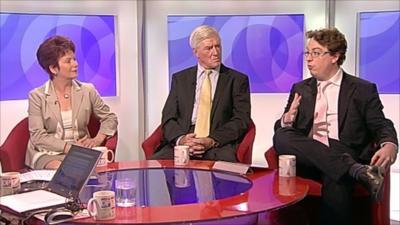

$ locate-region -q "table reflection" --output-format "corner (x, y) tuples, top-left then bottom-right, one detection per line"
(80, 168), (252, 207)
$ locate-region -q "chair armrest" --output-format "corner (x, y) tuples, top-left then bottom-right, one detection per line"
(265, 147), (278, 169)
(236, 120), (256, 164)
(0, 118), (30, 172)
(142, 125), (163, 159)
(104, 133), (118, 162)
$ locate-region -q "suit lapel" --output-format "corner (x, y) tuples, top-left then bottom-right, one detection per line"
(71, 80), (83, 126)
(185, 68), (197, 124)
(300, 78), (317, 131)
(338, 73), (355, 131)
(45, 81), (62, 125)
(210, 65), (228, 119)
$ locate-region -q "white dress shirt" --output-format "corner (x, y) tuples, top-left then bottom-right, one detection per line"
(321, 68), (342, 140)
(281, 68), (342, 141)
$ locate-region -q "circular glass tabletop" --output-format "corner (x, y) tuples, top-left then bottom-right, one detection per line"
(80, 168), (252, 207)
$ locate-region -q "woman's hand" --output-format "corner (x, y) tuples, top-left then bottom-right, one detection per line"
(76, 133), (106, 148)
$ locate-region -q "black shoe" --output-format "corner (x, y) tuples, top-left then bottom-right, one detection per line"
(358, 165), (385, 201)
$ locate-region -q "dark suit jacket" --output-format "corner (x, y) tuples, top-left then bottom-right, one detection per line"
(274, 71), (398, 162)
(161, 64), (251, 148)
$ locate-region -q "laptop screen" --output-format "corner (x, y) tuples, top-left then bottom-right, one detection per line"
(47, 145), (102, 198)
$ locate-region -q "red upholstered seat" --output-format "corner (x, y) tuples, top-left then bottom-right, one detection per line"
(265, 147), (390, 225)
(142, 119), (256, 164)
(0, 118), (29, 172)
(0, 115), (118, 172)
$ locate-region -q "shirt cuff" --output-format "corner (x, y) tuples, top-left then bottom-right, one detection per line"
(280, 114), (293, 127)
(381, 142), (399, 152)
(176, 135), (185, 146)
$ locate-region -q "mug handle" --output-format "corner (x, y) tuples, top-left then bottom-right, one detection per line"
(87, 198), (99, 218)
(106, 149), (115, 163)
(183, 149), (189, 164)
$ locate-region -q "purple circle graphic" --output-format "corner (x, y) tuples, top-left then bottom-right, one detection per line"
(168, 15), (304, 93)
(0, 13), (116, 101)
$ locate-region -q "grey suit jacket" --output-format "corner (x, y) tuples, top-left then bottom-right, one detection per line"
(26, 80), (118, 168)
(274, 71), (398, 161)
(161, 64), (251, 148)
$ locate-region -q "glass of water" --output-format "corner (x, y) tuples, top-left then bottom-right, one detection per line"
(115, 178), (136, 207)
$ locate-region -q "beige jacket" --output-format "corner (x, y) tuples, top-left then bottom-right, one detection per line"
(26, 80), (118, 168)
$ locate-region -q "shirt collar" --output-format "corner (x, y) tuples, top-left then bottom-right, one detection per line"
(317, 68), (343, 87)
(328, 68), (343, 86)
(45, 79), (80, 95)
(197, 64), (221, 78)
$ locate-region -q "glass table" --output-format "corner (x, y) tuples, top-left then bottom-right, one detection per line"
(1, 160), (309, 224)
(81, 167), (252, 207)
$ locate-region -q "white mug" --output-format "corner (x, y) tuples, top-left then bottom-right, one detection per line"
(93, 146), (115, 167)
(174, 145), (189, 166)
(279, 155), (296, 177)
(87, 190), (116, 220)
(0, 172), (21, 196)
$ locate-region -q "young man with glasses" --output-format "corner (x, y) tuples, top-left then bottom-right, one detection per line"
(273, 28), (398, 225)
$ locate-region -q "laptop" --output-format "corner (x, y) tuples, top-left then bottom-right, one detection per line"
(0, 145), (102, 214)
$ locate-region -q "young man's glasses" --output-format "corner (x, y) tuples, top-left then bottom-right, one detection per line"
(304, 51), (330, 58)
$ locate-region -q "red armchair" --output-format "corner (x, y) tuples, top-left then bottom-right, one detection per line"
(0, 114), (118, 172)
(265, 147), (390, 225)
(142, 120), (256, 164)
(0, 117), (29, 172)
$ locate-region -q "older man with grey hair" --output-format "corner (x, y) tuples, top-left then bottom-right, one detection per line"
(151, 25), (251, 162)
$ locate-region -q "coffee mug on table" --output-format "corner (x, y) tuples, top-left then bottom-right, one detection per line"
(278, 155), (296, 177)
(92, 146), (115, 167)
(0, 172), (21, 196)
(174, 145), (189, 166)
(87, 190), (116, 220)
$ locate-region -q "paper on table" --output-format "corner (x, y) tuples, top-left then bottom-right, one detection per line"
(20, 170), (56, 183)
(250, 163), (268, 169)
(0, 190), (66, 213)
(212, 161), (250, 175)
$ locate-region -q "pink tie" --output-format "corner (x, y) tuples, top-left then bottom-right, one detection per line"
(313, 81), (330, 146)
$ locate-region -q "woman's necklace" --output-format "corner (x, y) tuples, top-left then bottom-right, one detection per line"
(63, 93), (70, 99)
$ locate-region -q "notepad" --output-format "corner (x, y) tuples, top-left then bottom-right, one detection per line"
(212, 161), (250, 175)
(0, 190), (66, 213)
(0, 145), (101, 213)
